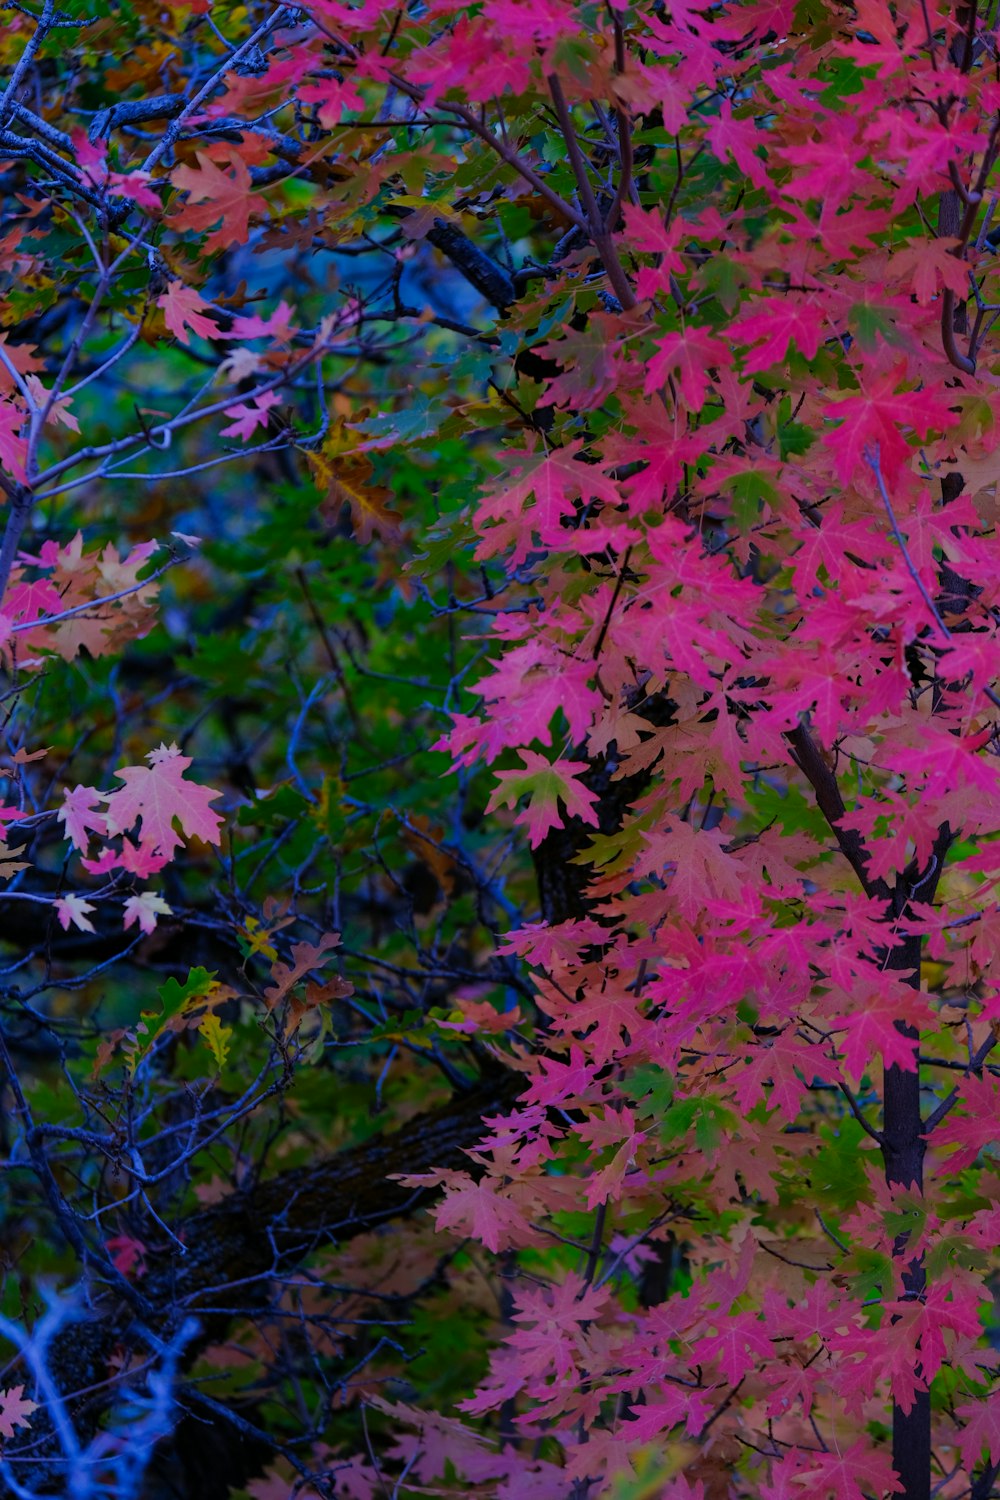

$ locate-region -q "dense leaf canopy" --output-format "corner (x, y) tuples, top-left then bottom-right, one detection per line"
(1, 2), (1000, 1499)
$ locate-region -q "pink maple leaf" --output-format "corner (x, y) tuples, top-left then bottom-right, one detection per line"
(57, 784), (108, 851)
(829, 975), (926, 1077)
(694, 1312), (773, 1383)
(476, 442), (621, 554)
(104, 742), (223, 859)
(105, 1233), (148, 1277)
(486, 750), (599, 848)
(0, 397), (27, 482)
(227, 300), (296, 341)
(892, 236), (971, 305)
(822, 375), (955, 485)
(957, 1393), (1000, 1472)
(644, 326), (730, 411)
(0, 1385), (38, 1438)
(626, 1384), (718, 1440)
(793, 1440), (902, 1500)
(730, 296), (825, 369)
(221, 390), (281, 441)
(396, 1169), (534, 1253)
(159, 283), (219, 345)
(933, 1073), (1000, 1169)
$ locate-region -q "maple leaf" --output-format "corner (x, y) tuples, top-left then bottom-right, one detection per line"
(158, 283), (219, 344)
(532, 319), (622, 409)
(583, 1132), (640, 1206)
(486, 751), (600, 848)
(296, 70), (366, 126)
(828, 974), (928, 1078)
(471, 638), (602, 759)
(793, 1440), (903, 1500)
(780, 125), (874, 213)
(117, 838), (170, 878)
(98, 537), (159, 600)
(730, 296), (825, 369)
(956, 1393), (1000, 1471)
(227, 301), (296, 341)
(123, 891), (173, 935)
(892, 236), (970, 305)
(695, 1312), (773, 1383)
(932, 1073), (1000, 1169)
(0, 1385), (38, 1438)
(104, 744), (223, 859)
(626, 1385), (718, 1442)
(221, 390), (281, 441)
(888, 726), (997, 800)
(395, 1169), (535, 1253)
(0, 397), (27, 482)
(0, 335), (44, 402)
(637, 817), (746, 923)
(622, 202), (686, 264)
(169, 151), (269, 251)
(537, 976), (644, 1067)
(732, 1034), (837, 1123)
(58, 784), (108, 851)
(822, 374), (956, 484)
(644, 325), (730, 410)
(55, 894), (96, 933)
(220, 346), (263, 383)
(474, 442), (621, 558)
(25, 376), (78, 432)
(0, 841), (29, 881)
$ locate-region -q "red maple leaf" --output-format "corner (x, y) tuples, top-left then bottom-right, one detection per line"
(731, 296), (826, 369)
(822, 373), (955, 484)
(793, 1440), (903, 1500)
(0, 398), (27, 482)
(643, 325), (730, 410)
(169, 152), (269, 251)
(933, 1074), (1000, 1169)
(956, 1393), (1000, 1472)
(158, 283), (219, 344)
(694, 1312), (773, 1383)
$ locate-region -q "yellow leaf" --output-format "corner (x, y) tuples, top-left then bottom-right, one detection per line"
(243, 916), (278, 962)
(199, 1014), (232, 1072)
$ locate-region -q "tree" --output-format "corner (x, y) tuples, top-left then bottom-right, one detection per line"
(0, 0), (999, 1497)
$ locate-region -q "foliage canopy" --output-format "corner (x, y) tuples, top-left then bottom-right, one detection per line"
(1, 2), (1000, 1499)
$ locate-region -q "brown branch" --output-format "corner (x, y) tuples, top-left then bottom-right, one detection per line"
(784, 722), (886, 900)
(545, 73), (636, 310)
(602, 11), (634, 233)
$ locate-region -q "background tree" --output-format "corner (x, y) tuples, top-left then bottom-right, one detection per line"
(1, 2), (1000, 1499)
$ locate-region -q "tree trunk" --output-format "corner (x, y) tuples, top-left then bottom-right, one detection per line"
(882, 930), (928, 1500)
